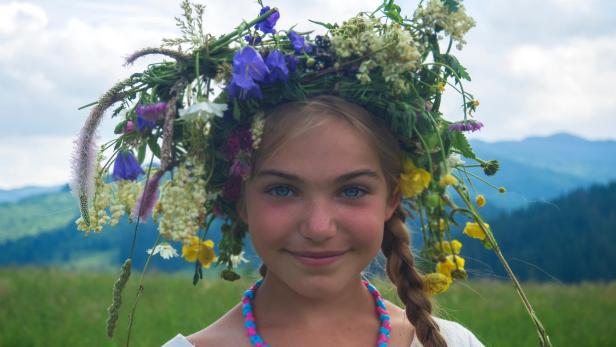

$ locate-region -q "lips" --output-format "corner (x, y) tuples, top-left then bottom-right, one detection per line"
(287, 250), (348, 267)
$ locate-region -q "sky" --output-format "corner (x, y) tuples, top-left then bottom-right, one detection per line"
(1, 0), (615, 189)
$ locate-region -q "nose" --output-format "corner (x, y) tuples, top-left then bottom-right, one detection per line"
(298, 197), (337, 243)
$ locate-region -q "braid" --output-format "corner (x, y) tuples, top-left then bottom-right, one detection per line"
(382, 208), (448, 347)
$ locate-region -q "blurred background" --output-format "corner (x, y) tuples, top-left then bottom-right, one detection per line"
(1, 0), (615, 346)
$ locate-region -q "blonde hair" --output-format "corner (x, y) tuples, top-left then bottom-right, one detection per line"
(249, 95), (447, 347)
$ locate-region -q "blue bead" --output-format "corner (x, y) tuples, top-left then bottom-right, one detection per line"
(244, 321), (256, 328)
(250, 335), (263, 344)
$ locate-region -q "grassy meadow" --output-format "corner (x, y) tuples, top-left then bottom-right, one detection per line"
(0, 267), (615, 347)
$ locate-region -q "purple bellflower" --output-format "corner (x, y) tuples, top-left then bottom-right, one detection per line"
(286, 55), (298, 72)
(244, 34), (262, 45)
(136, 102), (167, 122)
(227, 46), (270, 99)
(255, 6), (279, 34)
(136, 102), (167, 131)
(112, 150), (145, 181)
(287, 31), (313, 54)
(448, 120), (484, 132)
(265, 50), (289, 83)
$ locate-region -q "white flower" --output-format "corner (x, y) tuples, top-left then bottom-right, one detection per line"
(446, 153), (465, 168)
(230, 251), (249, 268)
(179, 100), (228, 120)
(146, 243), (179, 259)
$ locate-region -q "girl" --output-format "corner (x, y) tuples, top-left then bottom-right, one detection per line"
(162, 96), (485, 347)
(74, 2), (550, 346)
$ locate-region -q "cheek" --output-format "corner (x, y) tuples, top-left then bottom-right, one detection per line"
(338, 204), (386, 247)
(244, 194), (298, 248)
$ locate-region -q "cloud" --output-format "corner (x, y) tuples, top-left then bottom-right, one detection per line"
(505, 36), (616, 139)
(2, 0), (615, 188)
(0, 135), (74, 189)
(0, 2), (47, 36)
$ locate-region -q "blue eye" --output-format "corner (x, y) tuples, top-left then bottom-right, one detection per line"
(342, 186), (367, 199)
(267, 185), (294, 197)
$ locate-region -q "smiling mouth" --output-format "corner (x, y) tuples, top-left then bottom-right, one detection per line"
(286, 250), (348, 267)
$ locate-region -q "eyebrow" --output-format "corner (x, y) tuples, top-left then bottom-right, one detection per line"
(255, 169), (381, 183)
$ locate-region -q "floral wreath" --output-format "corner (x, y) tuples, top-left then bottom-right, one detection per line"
(71, 0), (551, 345)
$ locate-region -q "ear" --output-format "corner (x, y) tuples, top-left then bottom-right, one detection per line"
(385, 187), (401, 221)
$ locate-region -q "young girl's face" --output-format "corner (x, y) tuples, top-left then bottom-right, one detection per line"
(238, 114), (399, 298)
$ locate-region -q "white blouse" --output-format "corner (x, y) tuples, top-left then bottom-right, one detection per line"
(162, 317), (485, 347)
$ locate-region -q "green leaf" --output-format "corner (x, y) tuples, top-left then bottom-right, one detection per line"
(443, 0), (460, 12)
(442, 54), (471, 82)
(114, 120), (128, 135)
(308, 19), (337, 30)
(147, 137), (161, 158)
(450, 131), (476, 159)
(383, 0), (403, 24)
(137, 141), (147, 164)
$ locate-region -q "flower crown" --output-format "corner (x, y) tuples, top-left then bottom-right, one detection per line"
(72, 1), (551, 344)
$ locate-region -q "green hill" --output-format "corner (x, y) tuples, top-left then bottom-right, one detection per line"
(462, 181), (616, 283)
(0, 189), (78, 244)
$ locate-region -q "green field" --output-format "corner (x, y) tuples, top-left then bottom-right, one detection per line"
(0, 267), (614, 347)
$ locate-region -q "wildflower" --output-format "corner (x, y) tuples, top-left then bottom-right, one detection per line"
(424, 272), (452, 294)
(227, 46), (269, 99)
(136, 102), (167, 122)
(436, 254), (465, 279)
(438, 218), (446, 231)
(136, 115), (156, 132)
(438, 174), (458, 187)
(463, 221), (489, 240)
(230, 154), (251, 178)
(446, 153), (464, 168)
(223, 129), (253, 160)
(157, 160), (207, 241)
(436, 81), (445, 92)
(182, 236), (216, 268)
(287, 31), (313, 54)
(435, 239), (462, 254)
(230, 251), (250, 268)
(481, 159), (500, 176)
(286, 55), (298, 72)
(124, 120), (135, 133)
(448, 120), (484, 132)
(498, 186), (507, 193)
(476, 194), (486, 207)
(399, 159), (431, 198)
(251, 113), (265, 150)
(147, 243), (179, 259)
(471, 99), (480, 108)
(179, 100), (228, 120)
(244, 34), (262, 45)
(132, 170), (163, 222)
(254, 6), (280, 35)
(112, 150), (144, 181)
(265, 50), (289, 83)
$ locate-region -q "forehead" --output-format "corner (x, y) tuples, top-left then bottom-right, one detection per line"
(254, 116), (384, 182)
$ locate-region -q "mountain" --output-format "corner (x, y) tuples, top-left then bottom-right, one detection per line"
(468, 133), (616, 210)
(0, 189), (78, 244)
(461, 181), (616, 283)
(471, 133), (616, 183)
(0, 184), (66, 203)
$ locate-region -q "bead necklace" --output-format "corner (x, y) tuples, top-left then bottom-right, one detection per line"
(242, 279), (391, 347)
